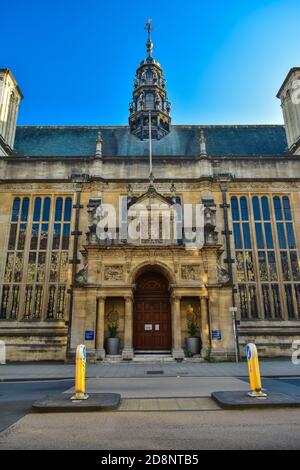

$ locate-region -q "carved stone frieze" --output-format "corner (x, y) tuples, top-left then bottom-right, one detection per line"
(228, 182), (300, 191)
(181, 265), (201, 281)
(85, 182), (217, 193)
(104, 265), (124, 281)
(0, 184), (75, 192)
(85, 247), (209, 259)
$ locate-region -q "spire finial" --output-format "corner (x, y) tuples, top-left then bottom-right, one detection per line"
(96, 130), (103, 143)
(170, 182), (177, 203)
(145, 18), (155, 57)
(96, 130), (103, 157)
(199, 130), (207, 157)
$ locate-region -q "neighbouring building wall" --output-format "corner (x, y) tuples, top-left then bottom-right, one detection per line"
(278, 68), (300, 155)
(0, 69), (23, 153)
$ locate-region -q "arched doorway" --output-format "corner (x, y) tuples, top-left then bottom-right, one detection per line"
(133, 270), (172, 352)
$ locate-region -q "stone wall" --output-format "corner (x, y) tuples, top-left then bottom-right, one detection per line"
(1, 323), (67, 362)
(1, 154), (300, 182)
(238, 321), (300, 358)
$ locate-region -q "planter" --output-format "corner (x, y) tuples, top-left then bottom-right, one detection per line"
(105, 337), (121, 356)
(185, 337), (202, 356)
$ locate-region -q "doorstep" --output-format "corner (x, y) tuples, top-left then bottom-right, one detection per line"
(183, 357), (205, 363)
(104, 355), (123, 363)
(133, 354), (175, 363)
(102, 354), (176, 364)
(102, 353), (204, 363)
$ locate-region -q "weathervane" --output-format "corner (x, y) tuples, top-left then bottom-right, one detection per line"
(145, 18), (155, 57)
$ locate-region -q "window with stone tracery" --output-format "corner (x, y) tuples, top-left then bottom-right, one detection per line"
(231, 195), (300, 321)
(0, 195), (72, 321)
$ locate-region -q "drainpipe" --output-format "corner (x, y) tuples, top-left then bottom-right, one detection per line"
(66, 183), (83, 359)
(220, 180), (240, 360)
(95, 297), (99, 353)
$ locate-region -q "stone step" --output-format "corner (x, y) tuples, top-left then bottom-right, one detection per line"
(105, 355), (122, 363)
(133, 355), (174, 363)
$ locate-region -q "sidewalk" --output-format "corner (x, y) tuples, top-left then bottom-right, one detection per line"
(1, 359), (300, 381)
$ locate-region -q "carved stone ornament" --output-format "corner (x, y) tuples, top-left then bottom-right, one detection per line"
(105, 306), (119, 323)
(104, 265), (124, 281)
(203, 202), (219, 246)
(86, 197), (102, 245)
(75, 265), (88, 286)
(217, 255), (230, 285)
(181, 265), (201, 281)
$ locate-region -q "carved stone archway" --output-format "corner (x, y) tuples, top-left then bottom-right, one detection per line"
(130, 260), (176, 286)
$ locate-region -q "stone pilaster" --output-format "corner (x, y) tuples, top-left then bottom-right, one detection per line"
(171, 295), (184, 360)
(122, 295), (134, 360)
(200, 293), (209, 358)
(96, 296), (106, 360)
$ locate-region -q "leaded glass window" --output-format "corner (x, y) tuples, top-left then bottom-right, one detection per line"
(273, 196), (300, 318)
(231, 195), (300, 321)
(0, 195), (72, 321)
(231, 196), (256, 319)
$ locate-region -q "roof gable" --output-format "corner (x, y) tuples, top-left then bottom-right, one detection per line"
(129, 185), (173, 208)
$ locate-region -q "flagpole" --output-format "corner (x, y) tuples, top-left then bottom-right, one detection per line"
(149, 111), (153, 184)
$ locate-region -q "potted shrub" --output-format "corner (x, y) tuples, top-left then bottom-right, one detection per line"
(185, 307), (202, 356)
(105, 320), (121, 356)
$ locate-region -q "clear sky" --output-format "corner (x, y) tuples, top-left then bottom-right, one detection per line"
(2, 0), (299, 126)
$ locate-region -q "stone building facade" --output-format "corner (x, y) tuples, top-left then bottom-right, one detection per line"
(0, 32), (300, 362)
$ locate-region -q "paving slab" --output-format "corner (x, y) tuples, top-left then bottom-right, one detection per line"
(64, 377), (249, 398)
(32, 393), (121, 413)
(2, 407), (300, 450)
(212, 390), (300, 409)
(119, 397), (220, 412)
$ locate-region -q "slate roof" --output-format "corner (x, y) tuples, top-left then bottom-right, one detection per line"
(14, 125), (288, 158)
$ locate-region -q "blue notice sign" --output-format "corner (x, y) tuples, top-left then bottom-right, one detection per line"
(85, 330), (94, 341)
(212, 330), (222, 341)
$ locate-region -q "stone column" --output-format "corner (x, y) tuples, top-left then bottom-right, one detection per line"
(200, 295), (210, 359)
(122, 296), (134, 360)
(171, 295), (184, 360)
(96, 296), (106, 360)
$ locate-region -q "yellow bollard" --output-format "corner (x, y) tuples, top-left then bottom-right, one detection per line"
(246, 343), (267, 398)
(71, 344), (89, 401)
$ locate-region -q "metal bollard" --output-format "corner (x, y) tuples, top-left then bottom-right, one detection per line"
(246, 343), (267, 398)
(71, 344), (89, 401)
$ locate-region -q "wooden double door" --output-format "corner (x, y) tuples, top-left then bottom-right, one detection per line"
(133, 272), (172, 351)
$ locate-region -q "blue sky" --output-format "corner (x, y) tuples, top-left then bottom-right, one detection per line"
(2, 0), (299, 126)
